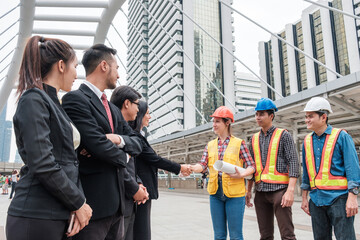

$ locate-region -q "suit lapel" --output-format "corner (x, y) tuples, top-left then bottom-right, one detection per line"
(79, 84), (112, 131)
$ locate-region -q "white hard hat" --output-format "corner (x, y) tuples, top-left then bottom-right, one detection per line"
(303, 97), (333, 113)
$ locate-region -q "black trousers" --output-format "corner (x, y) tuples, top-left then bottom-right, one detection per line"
(133, 200), (152, 240)
(123, 209), (136, 240)
(73, 211), (124, 240)
(6, 215), (68, 240)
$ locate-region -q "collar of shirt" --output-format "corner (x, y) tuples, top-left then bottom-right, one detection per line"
(260, 125), (276, 137)
(217, 135), (231, 146)
(83, 81), (103, 100)
(311, 124), (332, 138)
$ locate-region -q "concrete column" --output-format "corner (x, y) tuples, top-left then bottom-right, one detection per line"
(221, 0), (236, 112)
(343, 0), (360, 73)
(302, 5), (318, 89)
(285, 23), (299, 95)
(270, 35), (282, 100)
(183, 0), (196, 130)
(320, 4), (337, 81)
(258, 42), (269, 98)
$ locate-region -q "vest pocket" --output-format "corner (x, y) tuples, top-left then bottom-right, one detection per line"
(207, 178), (218, 195)
(224, 179), (245, 197)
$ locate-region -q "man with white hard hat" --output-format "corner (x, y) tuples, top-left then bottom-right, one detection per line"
(301, 97), (360, 240)
(246, 98), (299, 240)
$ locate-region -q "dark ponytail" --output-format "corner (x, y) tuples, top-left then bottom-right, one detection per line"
(17, 35), (75, 98)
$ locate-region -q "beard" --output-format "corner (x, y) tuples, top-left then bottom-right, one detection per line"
(106, 68), (117, 89)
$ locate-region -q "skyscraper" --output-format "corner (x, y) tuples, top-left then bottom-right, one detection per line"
(0, 104), (12, 162)
(258, 0), (360, 100)
(126, 0), (235, 139)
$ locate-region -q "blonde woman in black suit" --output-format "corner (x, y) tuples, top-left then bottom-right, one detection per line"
(6, 36), (92, 240)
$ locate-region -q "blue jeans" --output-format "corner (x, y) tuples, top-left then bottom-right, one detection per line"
(309, 194), (356, 240)
(209, 183), (245, 240)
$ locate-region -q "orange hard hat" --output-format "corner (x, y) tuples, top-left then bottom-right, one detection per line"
(210, 106), (234, 123)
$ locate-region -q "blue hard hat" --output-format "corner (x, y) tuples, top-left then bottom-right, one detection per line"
(255, 98), (278, 112)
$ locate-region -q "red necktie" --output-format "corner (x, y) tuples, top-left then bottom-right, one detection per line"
(101, 93), (114, 133)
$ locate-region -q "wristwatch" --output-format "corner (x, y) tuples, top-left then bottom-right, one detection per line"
(349, 188), (359, 195)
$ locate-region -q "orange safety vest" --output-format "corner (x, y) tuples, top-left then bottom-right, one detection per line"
(207, 136), (246, 198)
(303, 128), (348, 190)
(252, 128), (289, 184)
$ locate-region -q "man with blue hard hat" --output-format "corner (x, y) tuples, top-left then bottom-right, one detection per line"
(246, 98), (299, 240)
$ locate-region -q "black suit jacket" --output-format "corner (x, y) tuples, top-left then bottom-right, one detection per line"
(62, 84), (141, 220)
(135, 132), (181, 200)
(123, 156), (141, 217)
(8, 86), (85, 220)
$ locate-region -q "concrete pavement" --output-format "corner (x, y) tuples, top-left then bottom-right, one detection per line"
(0, 188), (359, 239)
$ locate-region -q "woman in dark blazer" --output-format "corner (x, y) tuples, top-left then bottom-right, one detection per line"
(128, 101), (191, 240)
(6, 36), (92, 240)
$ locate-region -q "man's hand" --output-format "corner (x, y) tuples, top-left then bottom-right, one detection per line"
(74, 203), (92, 230)
(301, 190), (311, 216)
(106, 134), (121, 145)
(245, 191), (253, 208)
(133, 184), (149, 204)
(281, 189), (294, 208)
(180, 164), (192, 176)
(346, 192), (359, 217)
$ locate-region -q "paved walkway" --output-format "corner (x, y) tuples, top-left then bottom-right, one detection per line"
(0, 188), (359, 239)
(153, 188), (360, 240)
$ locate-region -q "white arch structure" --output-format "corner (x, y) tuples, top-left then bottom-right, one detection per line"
(0, 0), (127, 113)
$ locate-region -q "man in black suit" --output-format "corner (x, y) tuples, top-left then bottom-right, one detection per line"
(62, 44), (147, 240)
(110, 86), (149, 240)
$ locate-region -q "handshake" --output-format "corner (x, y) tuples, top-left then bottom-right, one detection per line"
(179, 164), (204, 177)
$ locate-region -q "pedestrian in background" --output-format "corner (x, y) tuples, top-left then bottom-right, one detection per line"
(9, 170), (18, 199)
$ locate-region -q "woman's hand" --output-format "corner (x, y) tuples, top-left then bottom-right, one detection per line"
(75, 203), (92, 230)
(66, 216), (81, 237)
(227, 167), (243, 179)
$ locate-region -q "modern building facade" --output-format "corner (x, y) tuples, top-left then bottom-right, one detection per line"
(234, 72), (261, 112)
(259, 0), (360, 100)
(126, 0), (235, 139)
(0, 104), (12, 162)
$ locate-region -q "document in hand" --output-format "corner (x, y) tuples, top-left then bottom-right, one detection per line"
(213, 160), (252, 180)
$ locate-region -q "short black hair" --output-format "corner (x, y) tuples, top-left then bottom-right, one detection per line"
(82, 44), (117, 76)
(129, 100), (148, 132)
(315, 111), (329, 124)
(110, 86), (142, 110)
(266, 110), (275, 121)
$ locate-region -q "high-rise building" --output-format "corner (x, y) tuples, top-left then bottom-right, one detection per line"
(234, 72), (261, 112)
(14, 149), (22, 164)
(126, 0), (235, 139)
(258, 0), (360, 100)
(0, 104), (12, 162)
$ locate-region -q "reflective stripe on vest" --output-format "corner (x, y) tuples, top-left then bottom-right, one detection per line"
(304, 128), (348, 190)
(207, 136), (246, 198)
(252, 128), (289, 184)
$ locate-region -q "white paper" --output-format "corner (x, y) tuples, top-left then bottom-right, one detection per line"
(213, 160), (253, 180)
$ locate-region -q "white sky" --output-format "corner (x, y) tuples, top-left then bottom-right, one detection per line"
(0, 0), (311, 162)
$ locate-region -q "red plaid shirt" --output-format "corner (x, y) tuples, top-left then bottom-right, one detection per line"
(199, 136), (255, 175)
